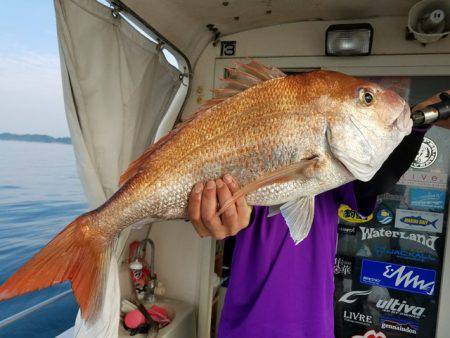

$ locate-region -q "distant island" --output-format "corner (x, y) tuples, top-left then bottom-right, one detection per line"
(0, 132), (71, 145)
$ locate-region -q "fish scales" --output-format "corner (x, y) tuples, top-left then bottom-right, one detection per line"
(95, 77), (341, 228)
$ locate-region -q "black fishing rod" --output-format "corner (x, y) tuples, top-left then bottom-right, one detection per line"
(411, 92), (450, 127)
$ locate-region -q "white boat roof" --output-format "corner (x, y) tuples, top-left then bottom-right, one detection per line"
(120, 0), (418, 62)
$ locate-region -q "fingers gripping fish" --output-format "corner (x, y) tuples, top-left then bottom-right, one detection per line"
(0, 60), (412, 321)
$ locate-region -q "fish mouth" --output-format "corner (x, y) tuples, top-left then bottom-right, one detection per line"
(395, 104), (412, 133)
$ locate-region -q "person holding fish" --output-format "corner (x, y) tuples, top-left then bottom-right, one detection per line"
(187, 77), (450, 337)
(0, 61), (449, 337)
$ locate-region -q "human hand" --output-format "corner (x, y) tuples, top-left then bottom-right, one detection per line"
(188, 174), (252, 239)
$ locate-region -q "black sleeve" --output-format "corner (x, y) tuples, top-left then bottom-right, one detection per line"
(354, 129), (427, 200)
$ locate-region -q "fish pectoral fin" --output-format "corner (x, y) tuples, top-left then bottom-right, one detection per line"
(280, 196), (315, 245)
(217, 156), (320, 216)
(267, 204), (282, 217)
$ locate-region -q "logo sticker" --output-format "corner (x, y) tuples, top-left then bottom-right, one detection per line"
(343, 310), (373, 326)
(360, 260), (436, 296)
(395, 209), (443, 233)
(352, 330), (386, 338)
(409, 188), (446, 211)
(359, 227), (439, 251)
(338, 224), (356, 235)
(376, 208), (394, 225)
(379, 192), (404, 202)
(339, 205), (373, 223)
(339, 290), (426, 319)
(374, 245), (437, 264)
(339, 290), (372, 304)
(334, 255), (353, 277)
(380, 316), (419, 335)
(398, 170), (447, 189)
(376, 298), (425, 320)
(411, 137), (438, 169)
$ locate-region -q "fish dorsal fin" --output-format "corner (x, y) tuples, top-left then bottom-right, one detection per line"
(119, 60), (286, 186)
(119, 100), (217, 186)
(198, 59), (286, 113)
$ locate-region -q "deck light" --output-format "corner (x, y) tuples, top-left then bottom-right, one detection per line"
(325, 23), (373, 56)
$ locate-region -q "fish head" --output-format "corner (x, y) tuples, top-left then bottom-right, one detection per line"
(321, 72), (412, 182)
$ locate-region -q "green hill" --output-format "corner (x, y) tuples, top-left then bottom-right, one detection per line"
(0, 132), (71, 144)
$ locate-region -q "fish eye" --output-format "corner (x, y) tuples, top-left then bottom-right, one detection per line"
(358, 88), (375, 106)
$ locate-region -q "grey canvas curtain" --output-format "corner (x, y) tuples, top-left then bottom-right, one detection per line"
(54, 0), (181, 336)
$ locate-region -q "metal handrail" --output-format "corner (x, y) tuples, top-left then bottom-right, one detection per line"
(0, 290), (72, 328)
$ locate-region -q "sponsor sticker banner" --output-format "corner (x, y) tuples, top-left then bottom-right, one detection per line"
(374, 245), (437, 264)
(360, 259), (436, 296)
(334, 255), (354, 277)
(409, 187), (446, 211)
(380, 315), (419, 335)
(375, 207), (394, 225)
(359, 226), (439, 251)
(398, 170), (447, 190)
(376, 298), (425, 320)
(339, 205), (373, 224)
(352, 330), (386, 338)
(395, 209), (443, 233)
(378, 192), (404, 202)
(338, 224), (356, 235)
(411, 137), (438, 169)
(343, 310), (372, 326)
(335, 129), (447, 338)
(351, 330), (386, 338)
(338, 290), (372, 304)
(339, 289), (427, 320)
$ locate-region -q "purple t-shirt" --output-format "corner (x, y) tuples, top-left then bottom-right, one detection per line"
(218, 183), (373, 338)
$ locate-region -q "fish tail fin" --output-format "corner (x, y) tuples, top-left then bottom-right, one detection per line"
(0, 213), (110, 322)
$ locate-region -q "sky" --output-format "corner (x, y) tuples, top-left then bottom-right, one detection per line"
(0, 1), (180, 138)
(0, 1), (68, 137)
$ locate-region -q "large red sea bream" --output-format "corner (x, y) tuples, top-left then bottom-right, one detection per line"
(0, 61), (412, 321)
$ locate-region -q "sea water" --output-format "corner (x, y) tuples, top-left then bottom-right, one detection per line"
(0, 140), (87, 337)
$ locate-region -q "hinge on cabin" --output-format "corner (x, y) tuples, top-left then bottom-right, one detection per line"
(206, 24), (221, 46)
(179, 70), (191, 86)
(111, 3), (120, 18)
(156, 40), (165, 51)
